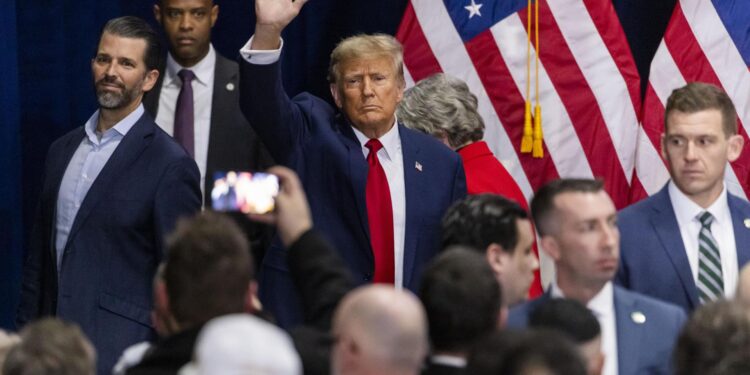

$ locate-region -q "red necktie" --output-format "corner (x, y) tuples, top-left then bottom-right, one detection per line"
(365, 139), (395, 284)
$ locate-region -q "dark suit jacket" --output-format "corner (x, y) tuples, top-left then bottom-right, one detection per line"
(144, 51), (274, 264)
(287, 229), (355, 375)
(507, 286), (687, 375)
(616, 184), (750, 312)
(143, 52), (274, 206)
(17, 113), (202, 375)
(240, 59), (467, 327)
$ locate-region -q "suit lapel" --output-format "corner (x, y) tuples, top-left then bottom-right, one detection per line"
(65, 115), (154, 247)
(649, 186), (699, 308)
(613, 287), (644, 375)
(728, 193), (750, 267)
(400, 125), (425, 287)
(335, 117), (372, 260)
(47, 128), (88, 271)
(205, 55), (236, 202)
(48, 128), (88, 200)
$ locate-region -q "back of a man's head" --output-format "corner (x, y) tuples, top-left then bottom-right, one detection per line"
(442, 194), (528, 252)
(529, 299), (603, 375)
(674, 300), (750, 375)
(3, 318), (95, 375)
(419, 247), (501, 354)
(164, 211), (254, 328)
(332, 285), (428, 375)
(467, 330), (587, 375)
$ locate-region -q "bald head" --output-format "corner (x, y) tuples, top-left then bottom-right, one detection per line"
(332, 285), (428, 375)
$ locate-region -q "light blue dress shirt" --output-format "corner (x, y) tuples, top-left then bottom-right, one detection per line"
(55, 105), (144, 270)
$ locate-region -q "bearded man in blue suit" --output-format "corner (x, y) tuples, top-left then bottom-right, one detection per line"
(508, 179), (686, 375)
(238, 0), (466, 327)
(17, 17), (201, 374)
(616, 83), (750, 313)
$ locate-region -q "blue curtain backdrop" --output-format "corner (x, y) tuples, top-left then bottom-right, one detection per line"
(2, 0), (674, 329)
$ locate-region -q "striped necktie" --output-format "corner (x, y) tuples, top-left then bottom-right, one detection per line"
(697, 211), (724, 303)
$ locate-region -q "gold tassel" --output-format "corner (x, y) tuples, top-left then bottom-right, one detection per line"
(531, 0), (543, 158)
(521, 102), (533, 152)
(521, 0), (533, 154)
(533, 104), (543, 158)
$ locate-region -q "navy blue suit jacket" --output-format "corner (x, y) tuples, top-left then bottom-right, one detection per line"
(17, 112), (201, 375)
(240, 59), (467, 327)
(616, 184), (750, 312)
(507, 286), (686, 375)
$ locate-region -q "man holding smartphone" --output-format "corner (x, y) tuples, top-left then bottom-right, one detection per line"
(239, 0), (467, 327)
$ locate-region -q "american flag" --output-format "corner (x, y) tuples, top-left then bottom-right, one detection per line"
(635, 0), (750, 201)
(396, 0), (750, 289)
(396, 0), (641, 289)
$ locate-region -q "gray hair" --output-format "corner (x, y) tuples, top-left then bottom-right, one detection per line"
(397, 73), (484, 149)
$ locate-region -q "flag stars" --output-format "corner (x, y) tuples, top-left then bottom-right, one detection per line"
(465, 0), (483, 19)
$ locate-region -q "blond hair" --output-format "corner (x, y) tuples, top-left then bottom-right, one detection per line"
(327, 33), (405, 86)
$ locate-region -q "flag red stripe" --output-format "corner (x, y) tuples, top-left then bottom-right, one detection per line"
(642, 84), (666, 154)
(519, 3), (631, 208)
(463, 30), (560, 191)
(396, 3), (444, 82)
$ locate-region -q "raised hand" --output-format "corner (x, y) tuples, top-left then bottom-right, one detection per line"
(252, 0), (309, 50)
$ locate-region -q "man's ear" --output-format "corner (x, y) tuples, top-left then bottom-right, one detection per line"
(210, 4), (219, 27)
(330, 83), (343, 108)
(727, 134), (744, 162)
(486, 243), (508, 275)
(245, 280), (261, 314)
(539, 236), (561, 261)
(142, 69), (160, 92)
(153, 4), (162, 25)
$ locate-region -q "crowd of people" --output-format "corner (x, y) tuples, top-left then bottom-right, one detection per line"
(6, 0), (750, 374)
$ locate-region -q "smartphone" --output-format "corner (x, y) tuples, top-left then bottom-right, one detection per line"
(211, 171), (279, 214)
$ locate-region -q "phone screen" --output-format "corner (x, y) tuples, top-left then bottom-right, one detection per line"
(211, 171), (279, 214)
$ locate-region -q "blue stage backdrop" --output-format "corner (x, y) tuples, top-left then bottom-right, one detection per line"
(3, 0), (674, 329)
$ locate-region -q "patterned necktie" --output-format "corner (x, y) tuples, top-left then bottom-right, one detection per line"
(174, 69), (195, 157)
(697, 211), (724, 303)
(365, 139), (394, 284)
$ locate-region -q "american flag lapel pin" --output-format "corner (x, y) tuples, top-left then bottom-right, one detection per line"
(415, 161), (422, 172)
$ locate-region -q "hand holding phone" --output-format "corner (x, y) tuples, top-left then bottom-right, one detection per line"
(245, 166), (312, 247)
(211, 171), (279, 214)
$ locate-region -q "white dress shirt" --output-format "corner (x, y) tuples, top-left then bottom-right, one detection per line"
(351, 124), (407, 288)
(668, 181), (738, 297)
(56, 105), (144, 270)
(154, 45), (216, 199)
(552, 282), (618, 375)
(239, 36), (408, 288)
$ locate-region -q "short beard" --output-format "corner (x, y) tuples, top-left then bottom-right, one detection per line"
(94, 77), (143, 110)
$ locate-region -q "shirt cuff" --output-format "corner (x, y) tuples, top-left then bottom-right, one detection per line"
(239, 35), (283, 65)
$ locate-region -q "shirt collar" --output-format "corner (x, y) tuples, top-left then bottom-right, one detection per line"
(550, 281), (614, 317)
(351, 118), (401, 161)
(668, 180), (730, 228)
(85, 104), (144, 144)
(164, 44), (216, 88)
